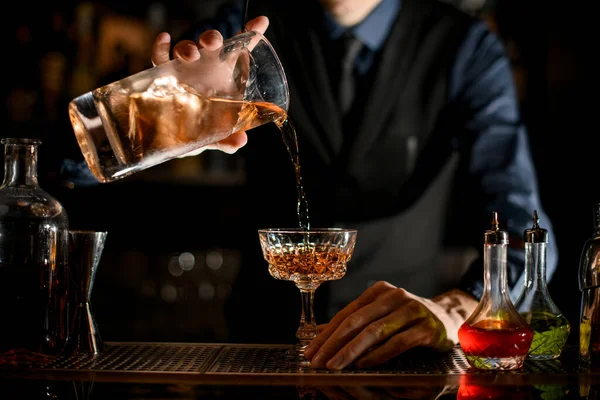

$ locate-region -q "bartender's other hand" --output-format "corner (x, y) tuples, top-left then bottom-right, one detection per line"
(149, 16), (269, 156)
(304, 281), (478, 370)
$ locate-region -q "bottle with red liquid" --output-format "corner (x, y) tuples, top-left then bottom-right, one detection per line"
(458, 212), (533, 370)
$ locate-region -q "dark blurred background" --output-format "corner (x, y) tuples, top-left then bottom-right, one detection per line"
(0, 0), (594, 344)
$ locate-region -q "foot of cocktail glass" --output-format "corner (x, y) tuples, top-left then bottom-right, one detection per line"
(285, 286), (319, 366)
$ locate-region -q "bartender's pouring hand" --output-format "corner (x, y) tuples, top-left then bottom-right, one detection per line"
(150, 16), (270, 156)
(304, 281), (478, 370)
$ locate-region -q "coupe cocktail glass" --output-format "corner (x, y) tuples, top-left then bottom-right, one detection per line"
(258, 228), (357, 367)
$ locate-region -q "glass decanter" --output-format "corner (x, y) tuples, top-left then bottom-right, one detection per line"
(458, 212), (533, 370)
(0, 138), (70, 365)
(514, 210), (570, 360)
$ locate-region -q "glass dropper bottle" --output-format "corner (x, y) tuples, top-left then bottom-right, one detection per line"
(458, 212), (534, 370)
(514, 210), (570, 360)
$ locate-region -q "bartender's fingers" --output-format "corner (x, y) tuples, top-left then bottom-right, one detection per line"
(151, 18), (263, 67)
(353, 317), (454, 369)
(309, 290), (412, 369)
(318, 305), (428, 370)
(304, 281), (396, 359)
(172, 39), (201, 62)
(151, 32), (172, 66)
(208, 131), (248, 154)
(173, 29), (222, 63)
(242, 16), (269, 35)
(234, 16), (270, 52)
(197, 17), (267, 54)
(198, 29), (224, 50)
(177, 132), (248, 158)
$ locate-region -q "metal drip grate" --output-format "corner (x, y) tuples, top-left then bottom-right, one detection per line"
(206, 346), (579, 375)
(38, 342), (220, 372)
(207, 346), (469, 374)
(3, 343), (581, 377)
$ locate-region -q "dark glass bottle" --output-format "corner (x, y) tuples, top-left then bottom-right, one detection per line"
(579, 202), (600, 366)
(458, 212), (533, 370)
(0, 138), (70, 365)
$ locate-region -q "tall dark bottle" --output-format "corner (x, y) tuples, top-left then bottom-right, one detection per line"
(0, 138), (70, 365)
(579, 202), (600, 366)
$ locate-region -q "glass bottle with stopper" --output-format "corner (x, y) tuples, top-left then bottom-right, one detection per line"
(514, 210), (570, 360)
(458, 211), (533, 370)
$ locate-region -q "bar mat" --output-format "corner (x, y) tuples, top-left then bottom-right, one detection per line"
(206, 345), (578, 375)
(15, 342), (221, 373)
(0, 342), (581, 375)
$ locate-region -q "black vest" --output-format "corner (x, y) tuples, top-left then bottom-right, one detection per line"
(227, 0), (479, 343)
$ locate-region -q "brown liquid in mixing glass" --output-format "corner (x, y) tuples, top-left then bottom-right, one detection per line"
(71, 79), (310, 229)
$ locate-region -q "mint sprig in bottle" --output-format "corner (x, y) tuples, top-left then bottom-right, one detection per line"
(515, 210), (570, 360)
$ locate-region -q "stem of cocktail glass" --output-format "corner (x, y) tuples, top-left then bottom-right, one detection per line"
(295, 288), (318, 356)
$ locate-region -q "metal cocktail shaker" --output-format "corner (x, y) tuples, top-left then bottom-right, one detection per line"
(579, 203), (600, 365)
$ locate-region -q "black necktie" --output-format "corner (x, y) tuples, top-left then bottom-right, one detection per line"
(338, 33), (363, 116)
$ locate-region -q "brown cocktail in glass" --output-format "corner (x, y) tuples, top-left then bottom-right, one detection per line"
(258, 228), (357, 367)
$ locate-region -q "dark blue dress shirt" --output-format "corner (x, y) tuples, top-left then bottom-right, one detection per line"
(181, 0), (559, 300)
(64, 0), (557, 300)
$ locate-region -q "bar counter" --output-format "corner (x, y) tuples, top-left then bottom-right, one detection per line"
(1, 342), (599, 399)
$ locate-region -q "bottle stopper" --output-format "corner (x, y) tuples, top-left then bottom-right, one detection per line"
(524, 210), (548, 243)
(484, 211), (508, 245)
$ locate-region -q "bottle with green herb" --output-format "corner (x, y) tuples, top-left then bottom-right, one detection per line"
(514, 210), (570, 360)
